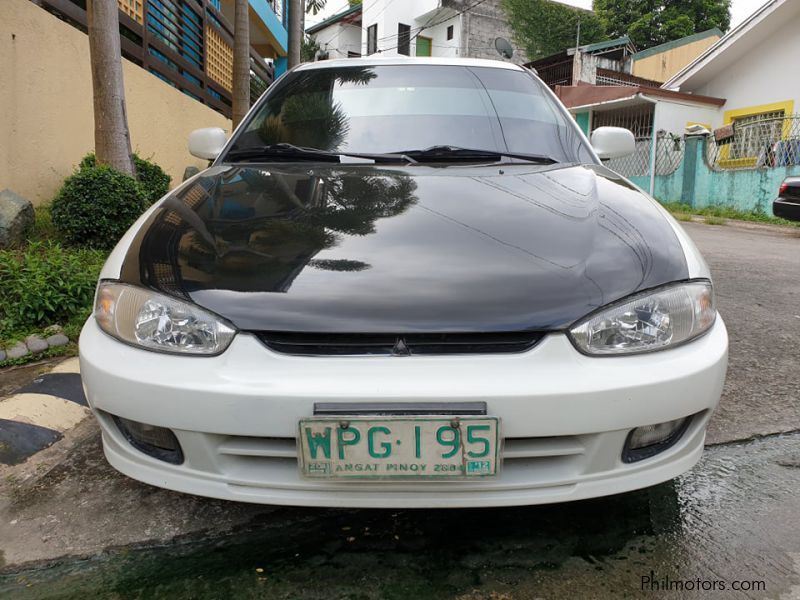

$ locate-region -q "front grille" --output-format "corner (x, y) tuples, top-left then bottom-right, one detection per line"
(257, 332), (545, 356)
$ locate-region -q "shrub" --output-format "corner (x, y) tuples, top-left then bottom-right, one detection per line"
(133, 155), (172, 204)
(51, 165), (146, 248)
(80, 152), (171, 205)
(0, 241), (105, 341)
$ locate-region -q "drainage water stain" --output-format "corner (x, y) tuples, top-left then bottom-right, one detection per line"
(2, 434), (800, 599)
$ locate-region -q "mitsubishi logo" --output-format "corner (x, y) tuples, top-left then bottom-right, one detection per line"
(391, 337), (411, 356)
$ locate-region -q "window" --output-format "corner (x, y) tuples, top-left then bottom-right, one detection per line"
(447, 25), (454, 40)
(367, 24), (378, 55)
(398, 23), (411, 56)
(730, 111), (785, 159)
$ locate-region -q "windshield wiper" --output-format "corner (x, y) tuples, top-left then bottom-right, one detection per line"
(391, 145), (560, 164)
(224, 143), (404, 164)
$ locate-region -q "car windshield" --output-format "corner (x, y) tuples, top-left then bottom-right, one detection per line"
(224, 64), (594, 163)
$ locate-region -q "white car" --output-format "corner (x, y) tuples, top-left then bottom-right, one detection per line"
(80, 57), (728, 508)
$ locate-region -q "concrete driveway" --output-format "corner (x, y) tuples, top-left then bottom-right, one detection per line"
(1, 220), (799, 599)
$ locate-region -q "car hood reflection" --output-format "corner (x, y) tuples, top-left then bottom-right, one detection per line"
(119, 163), (688, 332)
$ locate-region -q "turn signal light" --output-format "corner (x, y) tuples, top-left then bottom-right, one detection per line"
(113, 415), (184, 464)
(622, 417), (691, 463)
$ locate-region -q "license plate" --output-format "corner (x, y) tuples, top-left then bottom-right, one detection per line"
(297, 416), (500, 480)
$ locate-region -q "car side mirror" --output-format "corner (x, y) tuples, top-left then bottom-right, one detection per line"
(591, 127), (636, 160)
(188, 127), (228, 160)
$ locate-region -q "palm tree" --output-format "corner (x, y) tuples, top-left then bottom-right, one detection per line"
(232, 0), (251, 128)
(86, 0), (135, 175)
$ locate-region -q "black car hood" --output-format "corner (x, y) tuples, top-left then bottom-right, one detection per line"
(119, 162), (688, 332)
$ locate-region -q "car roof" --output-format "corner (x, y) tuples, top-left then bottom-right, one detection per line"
(293, 56), (526, 72)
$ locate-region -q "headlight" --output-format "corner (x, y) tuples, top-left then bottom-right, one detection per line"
(94, 282), (236, 355)
(569, 281), (715, 355)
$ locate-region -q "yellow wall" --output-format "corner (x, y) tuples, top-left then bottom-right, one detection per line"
(632, 36), (720, 83)
(0, 0), (231, 206)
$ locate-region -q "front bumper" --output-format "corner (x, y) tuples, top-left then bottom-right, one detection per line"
(79, 318), (728, 508)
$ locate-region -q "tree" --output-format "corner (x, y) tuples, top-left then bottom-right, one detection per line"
(232, 0), (250, 128)
(306, 0), (326, 15)
(593, 0), (731, 50)
(86, 0), (135, 175)
(288, 0), (303, 68)
(502, 0), (606, 61)
(301, 36), (320, 62)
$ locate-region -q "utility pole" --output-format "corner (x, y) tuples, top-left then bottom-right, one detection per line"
(232, 0), (250, 128)
(86, 0), (135, 175)
(288, 0), (303, 69)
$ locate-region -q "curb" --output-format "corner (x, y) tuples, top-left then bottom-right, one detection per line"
(0, 358), (90, 466)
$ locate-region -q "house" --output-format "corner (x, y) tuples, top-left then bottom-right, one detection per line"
(557, 84), (725, 139)
(306, 3), (363, 59)
(545, 29), (731, 152)
(530, 36), (656, 91)
(358, 0), (527, 64)
(556, 0), (800, 213)
(630, 29), (721, 83)
(664, 0), (800, 168)
(34, 0), (291, 116)
(530, 30), (721, 92)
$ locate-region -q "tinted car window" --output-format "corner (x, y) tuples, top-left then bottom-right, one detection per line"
(226, 65), (594, 163)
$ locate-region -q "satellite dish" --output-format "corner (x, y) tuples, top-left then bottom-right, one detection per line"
(495, 37), (514, 59)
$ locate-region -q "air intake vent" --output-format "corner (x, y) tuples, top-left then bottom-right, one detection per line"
(257, 332), (544, 356)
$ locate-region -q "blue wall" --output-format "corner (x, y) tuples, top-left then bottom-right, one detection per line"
(250, 0), (288, 53)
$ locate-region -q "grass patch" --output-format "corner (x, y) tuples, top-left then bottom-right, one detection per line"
(661, 202), (800, 227)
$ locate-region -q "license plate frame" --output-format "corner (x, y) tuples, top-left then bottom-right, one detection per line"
(297, 415), (501, 480)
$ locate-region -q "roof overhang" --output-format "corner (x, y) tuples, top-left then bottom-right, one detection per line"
(557, 84), (725, 111)
(306, 4), (362, 35)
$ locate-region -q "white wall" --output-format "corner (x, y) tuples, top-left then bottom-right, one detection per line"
(654, 100), (720, 135)
(416, 15), (460, 58)
(312, 22), (362, 59)
(686, 16), (800, 127)
(361, 0), (458, 57)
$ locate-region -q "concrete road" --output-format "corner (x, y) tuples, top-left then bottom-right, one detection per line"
(685, 221), (800, 445)
(0, 220), (799, 599)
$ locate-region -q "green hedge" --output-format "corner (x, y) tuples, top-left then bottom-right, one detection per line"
(51, 165), (147, 249)
(80, 152), (171, 205)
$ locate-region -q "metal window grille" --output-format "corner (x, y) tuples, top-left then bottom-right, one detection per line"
(592, 104), (655, 140)
(536, 59), (573, 90)
(707, 114), (800, 170)
(595, 68), (662, 88)
(729, 111), (785, 159)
